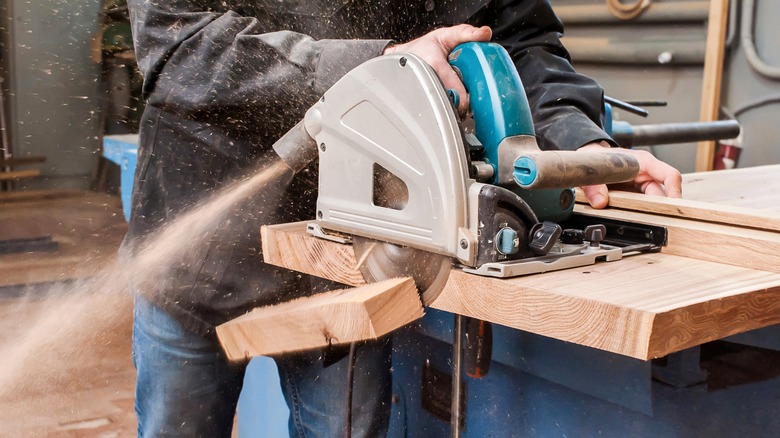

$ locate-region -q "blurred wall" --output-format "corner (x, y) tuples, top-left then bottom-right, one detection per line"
(1, 0), (778, 186)
(1, 0), (102, 189)
(553, 0), (780, 174)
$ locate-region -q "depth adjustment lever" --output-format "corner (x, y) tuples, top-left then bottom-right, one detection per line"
(529, 222), (563, 256)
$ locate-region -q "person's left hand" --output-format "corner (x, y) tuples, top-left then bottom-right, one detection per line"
(577, 142), (682, 209)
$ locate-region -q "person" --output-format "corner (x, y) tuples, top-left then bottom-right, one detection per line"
(125, 1), (682, 437)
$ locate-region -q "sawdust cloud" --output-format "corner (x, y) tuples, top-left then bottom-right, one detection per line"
(0, 157), (293, 400)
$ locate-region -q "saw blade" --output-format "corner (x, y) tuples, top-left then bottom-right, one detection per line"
(352, 236), (451, 305)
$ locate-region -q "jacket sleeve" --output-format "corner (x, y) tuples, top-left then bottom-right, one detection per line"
(482, 0), (615, 151)
(128, 0), (391, 137)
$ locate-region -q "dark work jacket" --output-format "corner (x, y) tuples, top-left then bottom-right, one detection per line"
(125, 0), (614, 337)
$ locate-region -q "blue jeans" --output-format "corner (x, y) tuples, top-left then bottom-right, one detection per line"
(132, 294), (392, 437)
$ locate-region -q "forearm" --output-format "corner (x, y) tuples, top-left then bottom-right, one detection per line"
(485, 0), (614, 151)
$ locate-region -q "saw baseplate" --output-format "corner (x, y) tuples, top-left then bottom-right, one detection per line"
(461, 242), (624, 278)
(307, 214), (665, 282)
(463, 214), (665, 278)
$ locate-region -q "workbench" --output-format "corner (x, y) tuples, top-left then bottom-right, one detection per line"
(253, 165), (780, 436)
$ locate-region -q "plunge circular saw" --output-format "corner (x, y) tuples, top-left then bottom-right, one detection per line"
(272, 42), (655, 304)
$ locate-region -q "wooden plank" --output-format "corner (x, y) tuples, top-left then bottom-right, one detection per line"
(0, 169), (40, 181)
(695, 0), (730, 171)
(260, 222), (780, 360)
(682, 165), (780, 210)
(261, 222), (367, 287)
(216, 277), (422, 360)
(436, 259), (780, 360)
(574, 189), (780, 232)
(575, 204), (780, 274)
(0, 156), (46, 167)
(0, 189), (85, 204)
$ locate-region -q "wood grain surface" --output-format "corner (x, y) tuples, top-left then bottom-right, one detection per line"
(260, 222), (780, 360)
(681, 164), (780, 210)
(261, 222), (367, 287)
(574, 204), (780, 274)
(217, 277), (422, 360)
(695, 0), (730, 171)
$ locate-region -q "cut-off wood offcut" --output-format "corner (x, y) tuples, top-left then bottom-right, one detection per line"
(217, 277), (422, 360)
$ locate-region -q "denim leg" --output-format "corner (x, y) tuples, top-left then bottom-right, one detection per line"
(132, 294), (246, 438)
(276, 337), (393, 438)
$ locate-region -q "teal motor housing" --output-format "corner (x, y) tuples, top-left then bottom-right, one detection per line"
(448, 42), (575, 222)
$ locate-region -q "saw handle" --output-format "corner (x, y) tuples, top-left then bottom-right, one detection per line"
(513, 150), (640, 189)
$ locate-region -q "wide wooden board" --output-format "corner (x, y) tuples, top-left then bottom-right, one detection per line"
(575, 189), (780, 232)
(574, 204), (780, 275)
(217, 277), (422, 360)
(261, 222), (780, 360)
(682, 164), (780, 210)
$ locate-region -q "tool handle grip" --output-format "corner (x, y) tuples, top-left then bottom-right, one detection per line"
(611, 120), (740, 147)
(514, 150), (640, 189)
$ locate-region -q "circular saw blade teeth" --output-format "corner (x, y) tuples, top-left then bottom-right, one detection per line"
(352, 237), (451, 305)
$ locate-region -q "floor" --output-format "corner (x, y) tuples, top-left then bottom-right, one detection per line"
(0, 291), (138, 437)
(0, 190), (137, 436)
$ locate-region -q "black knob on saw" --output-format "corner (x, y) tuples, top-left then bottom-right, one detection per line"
(529, 222), (562, 256)
(561, 229), (585, 245)
(584, 224), (607, 247)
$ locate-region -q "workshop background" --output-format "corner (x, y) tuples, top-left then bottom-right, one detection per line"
(3, 0), (779, 189)
(0, 0), (779, 436)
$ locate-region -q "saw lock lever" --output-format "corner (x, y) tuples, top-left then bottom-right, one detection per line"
(529, 222), (563, 256)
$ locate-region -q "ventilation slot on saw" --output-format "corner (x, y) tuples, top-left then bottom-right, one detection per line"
(372, 163), (408, 210)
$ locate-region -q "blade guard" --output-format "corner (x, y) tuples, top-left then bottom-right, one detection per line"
(308, 53), (477, 264)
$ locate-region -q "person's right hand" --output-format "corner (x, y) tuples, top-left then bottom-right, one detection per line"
(384, 24), (492, 114)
